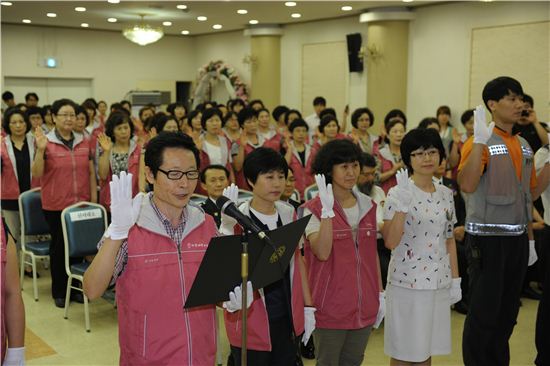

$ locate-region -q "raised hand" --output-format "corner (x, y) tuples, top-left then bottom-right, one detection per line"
(220, 183), (239, 234)
(34, 126), (48, 150)
(223, 281), (253, 313)
(314, 174), (335, 218)
(97, 133), (113, 152)
(473, 105), (495, 145)
(392, 168), (413, 213)
(106, 171), (135, 240)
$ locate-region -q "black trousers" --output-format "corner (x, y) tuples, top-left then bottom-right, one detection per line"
(462, 233), (528, 366)
(456, 238), (470, 305)
(43, 210), (80, 299)
(535, 225), (550, 365)
(377, 238), (391, 289)
(230, 316), (297, 366)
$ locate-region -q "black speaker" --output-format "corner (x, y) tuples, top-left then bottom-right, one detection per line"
(346, 33), (363, 72)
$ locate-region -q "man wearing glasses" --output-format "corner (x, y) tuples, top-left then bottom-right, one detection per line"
(84, 132), (219, 365)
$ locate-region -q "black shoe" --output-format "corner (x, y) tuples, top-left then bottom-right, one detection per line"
(24, 270), (40, 278)
(54, 297), (66, 308)
(70, 292), (84, 304)
(522, 286), (542, 300)
(301, 338), (315, 359)
(453, 300), (468, 315)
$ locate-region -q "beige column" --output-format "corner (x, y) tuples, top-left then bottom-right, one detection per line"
(245, 26), (283, 110)
(360, 10), (414, 134)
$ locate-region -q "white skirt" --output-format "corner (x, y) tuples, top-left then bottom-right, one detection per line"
(384, 284), (451, 362)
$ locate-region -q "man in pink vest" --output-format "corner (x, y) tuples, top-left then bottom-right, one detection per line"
(84, 132), (219, 366)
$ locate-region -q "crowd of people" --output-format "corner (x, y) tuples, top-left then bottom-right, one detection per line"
(1, 75), (549, 366)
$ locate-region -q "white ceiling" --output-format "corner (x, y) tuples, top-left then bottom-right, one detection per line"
(0, 1), (437, 36)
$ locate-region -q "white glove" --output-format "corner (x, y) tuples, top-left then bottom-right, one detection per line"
(450, 277), (462, 305)
(106, 172), (140, 240)
(373, 292), (385, 329)
(314, 174), (335, 218)
(220, 183), (239, 234)
(392, 169), (413, 213)
(4, 347), (25, 366)
(223, 281), (253, 313)
(473, 105), (495, 145)
(303, 306), (316, 345)
(528, 240), (538, 266)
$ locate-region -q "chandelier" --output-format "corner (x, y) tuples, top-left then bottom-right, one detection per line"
(123, 15), (163, 46)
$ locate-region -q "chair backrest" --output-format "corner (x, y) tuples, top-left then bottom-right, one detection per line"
(238, 189), (253, 204)
(190, 194), (208, 206)
(61, 202), (107, 258)
(18, 188), (50, 236)
(304, 184), (319, 201)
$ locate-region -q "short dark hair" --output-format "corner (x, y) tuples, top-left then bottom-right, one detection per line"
(82, 101), (97, 119)
(229, 98), (245, 111)
(319, 114), (339, 134)
(436, 105), (451, 117)
(148, 112), (174, 133)
(105, 111), (134, 143)
(83, 98), (98, 109)
(257, 107), (270, 117)
(51, 98), (76, 115)
(187, 109), (202, 126)
(312, 139), (363, 184)
(98, 100), (107, 108)
(417, 117), (439, 130)
(144, 131), (200, 178)
(120, 100), (132, 109)
(461, 109), (474, 125)
(248, 99), (264, 109)
(360, 152), (376, 168)
(272, 105), (289, 121)
(482, 76), (524, 110)
(385, 119), (406, 135)
(401, 128), (445, 173)
(25, 92), (39, 102)
(200, 164), (230, 183)
(319, 108), (336, 120)
(284, 109), (302, 126)
(201, 108), (223, 129)
(351, 107), (374, 129)
(223, 111), (238, 127)
(2, 108), (30, 135)
(523, 94), (534, 108)
(238, 107), (257, 128)
(167, 102), (187, 117)
(384, 109), (407, 128)
(138, 106), (154, 121)
(24, 106), (45, 121)
(288, 118), (309, 132)
(243, 147), (288, 188)
(75, 105), (90, 126)
(2, 91), (14, 101)
(313, 96), (326, 106)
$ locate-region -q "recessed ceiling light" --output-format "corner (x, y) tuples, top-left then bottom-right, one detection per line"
(402, 0), (414, 2)
(176, 4), (187, 10)
(197, 16), (207, 21)
(163, 21), (172, 26)
(1, 2), (13, 6)
(237, 9), (248, 14)
(81, 23), (89, 28)
(341, 6), (353, 11)
(22, 19), (31, 23)
(107, 17), (117, 23)
(107, 0), (120, 3)
(181, 30), (190, 35)
(212, 24), (222, 30)
(291, 13), (301, 18)
(285, 2), (297, 7)
(75, 6), (86, 12)
(249, 19), (259, 25)
(47, 13), (57, 18)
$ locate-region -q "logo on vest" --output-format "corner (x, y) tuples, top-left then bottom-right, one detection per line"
(187, 242), (208, 249)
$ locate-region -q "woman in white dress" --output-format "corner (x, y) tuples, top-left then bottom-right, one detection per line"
(382, 128), (461, 366)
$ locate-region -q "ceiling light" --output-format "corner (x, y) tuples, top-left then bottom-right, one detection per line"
(163, 21), (172, 26)
(81, 23), (89, 27)
(249, 19), (259, 25)
(107, 0), (120, 3)
(22, 19), (31, 23)
(108, 17), (117, 23)
(402, 0), (414, 2)
(291, 13), (301, 18)
(212, 24), (222, 30)
(181, 30), (190, 35)
(285, 2), (297, 6)
(341, 6), (353, 11)
(75, 7), (86, 12)
(197, 16), (207, 21)
(237, 9), (248, 14)
(123, 16), (163, 46)
(1, 2), (13, 6)
(47, 13), (57, 18)
(176, 4), (187, 9)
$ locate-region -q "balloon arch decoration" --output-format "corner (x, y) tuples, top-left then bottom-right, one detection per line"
(192, 60), (249, 108)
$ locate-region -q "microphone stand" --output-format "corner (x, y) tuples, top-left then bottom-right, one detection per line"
(240, 231), (249, 366)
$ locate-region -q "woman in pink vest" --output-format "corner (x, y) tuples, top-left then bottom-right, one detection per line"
(220, 147), (314, 365)
(302, 139), (384, 366)
(31, 98), (98, 308)
(284, 119), (317, 201)
(348, 107), (380, 156)
(232, 108), (264, 189)
(312, 115), (350, 152)
(257, 108), (283, 153)
(1, 219), (26, 365)
(84, 132), (219, 365)
(377, 119), (406, 195)
(96, 111), (142, 216)
(1, 108), (40, 277)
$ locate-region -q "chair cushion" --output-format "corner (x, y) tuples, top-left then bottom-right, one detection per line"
(70, 262), (90, 276)
(25, 241), (51, 256)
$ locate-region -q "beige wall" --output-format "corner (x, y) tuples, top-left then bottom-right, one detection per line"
(250, 36), (280, 111)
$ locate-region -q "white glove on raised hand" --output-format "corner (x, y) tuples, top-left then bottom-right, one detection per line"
(314, 174), (335, 218)
(303, 306), (316, 345)
(106, 172), (141, 240)
(373, 292), (385, 329)
(528, 240), (538, 266)
(473, 105), (495, 145)
(223, 281), (253, 313)
(4, 347), (25, 366)
(391, 169), (413, 213)
(450, 277), (462, 305)
(220, 183), (239, 234)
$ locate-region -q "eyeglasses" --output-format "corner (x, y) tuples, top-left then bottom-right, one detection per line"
(157, 168), (200, 180)
(410, 149), (439, 159)
(56, 113), (76, 119)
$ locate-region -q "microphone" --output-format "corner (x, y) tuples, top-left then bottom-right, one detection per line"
(216, 196), (269, 240)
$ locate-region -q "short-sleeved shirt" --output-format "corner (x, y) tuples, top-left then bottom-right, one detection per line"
(458, 125), (537, 190)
